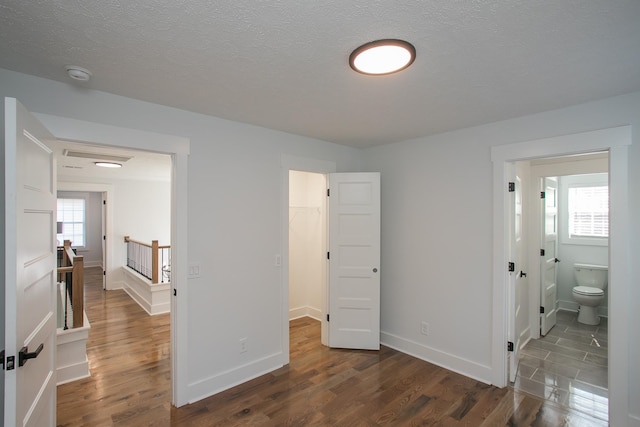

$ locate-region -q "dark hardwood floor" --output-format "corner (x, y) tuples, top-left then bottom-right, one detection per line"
(57, 267), (607, 426)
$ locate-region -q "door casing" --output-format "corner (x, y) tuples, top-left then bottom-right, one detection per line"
(491, 126), (631, 425)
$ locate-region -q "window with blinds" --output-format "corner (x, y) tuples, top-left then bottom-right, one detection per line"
(57, 198), (86, 247)
(568, 185), (608, 238)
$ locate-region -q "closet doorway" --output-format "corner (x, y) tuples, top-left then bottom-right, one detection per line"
(288, 170), (327, 343)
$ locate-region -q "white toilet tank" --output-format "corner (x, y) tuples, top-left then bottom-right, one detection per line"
(574, 263), (608, 290)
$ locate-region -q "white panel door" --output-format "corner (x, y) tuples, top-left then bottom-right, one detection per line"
(508, 166), (530, 383)
(4, 98), (57, 426)
(328, 173), (380, 350)
(540, 177), (558, 336)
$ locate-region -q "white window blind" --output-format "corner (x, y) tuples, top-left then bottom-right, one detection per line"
(568, 186), (608, 238)
(57, 198), (85, 246)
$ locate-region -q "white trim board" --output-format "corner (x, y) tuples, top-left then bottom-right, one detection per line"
(31, 113), (190, 407)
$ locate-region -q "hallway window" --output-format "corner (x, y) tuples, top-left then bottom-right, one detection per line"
(57, 198), (85, 247)
(568, 185), (608, 238)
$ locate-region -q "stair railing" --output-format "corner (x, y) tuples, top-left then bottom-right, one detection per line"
(57, 240), (84, 329)
(124, 236), (171, 283)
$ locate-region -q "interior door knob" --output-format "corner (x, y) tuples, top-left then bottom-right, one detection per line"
(19, 343), (44, 367)
(373, 268), (378, 273)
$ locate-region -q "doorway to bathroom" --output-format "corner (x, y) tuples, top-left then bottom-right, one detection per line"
(511, 153), (610, 422)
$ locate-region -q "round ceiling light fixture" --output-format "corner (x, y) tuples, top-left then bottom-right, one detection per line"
(94, 162), (122, 168)
(349, 39), (416, 75)
(65, 65), (92, 82)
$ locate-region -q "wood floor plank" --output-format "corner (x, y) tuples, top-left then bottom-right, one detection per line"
(57, 267), (608, 426)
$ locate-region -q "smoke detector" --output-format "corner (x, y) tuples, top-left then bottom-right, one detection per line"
(65, 65), (92, 82)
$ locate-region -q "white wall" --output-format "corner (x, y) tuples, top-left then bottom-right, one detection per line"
(0, 68), (361, 403)
(363, 91), (640, 422)
(58, 177), (171, 289)
(57, 191), (104, 267)
(3, 68), (639, 422)
(288, 171), (325, 320)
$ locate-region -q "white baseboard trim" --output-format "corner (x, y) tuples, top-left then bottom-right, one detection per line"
(122, 268), (170, 315)
(56, 312), (91, 385)
(57, 359), (91, 385)
(380, 331), (493, 385)
(558, 300), (608, 318)
(289, 306), (322, 321)
(187, 352), (283, 404)
(83, 260), (102, 268)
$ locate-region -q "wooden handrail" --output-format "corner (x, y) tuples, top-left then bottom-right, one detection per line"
(124, 236), (170, 249)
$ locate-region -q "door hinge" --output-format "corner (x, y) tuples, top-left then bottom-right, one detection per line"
(103, 270), (106, 276)
(327, 252), (330, 260)
(540, 249), (545, 256)
(173, 289), (177, 296)
(103, 235), (106, 240)
(0, 350), (4, 370)
(103, 200), (106, 205)
(507, 341), (514, 352)
(508, 182), (515, 192)
(6, 354), (15, 370)
(540, 191), (546, 199)
(326, 314), (330, 322)
(540, 306), (545, 314)
(508, 262), (515, 272)
(327, 188), (330, 197)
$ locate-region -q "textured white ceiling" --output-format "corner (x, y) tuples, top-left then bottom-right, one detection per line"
(1, 1), (640, 148)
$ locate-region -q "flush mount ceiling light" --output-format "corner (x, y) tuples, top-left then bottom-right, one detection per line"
(65, 65), (92, 82)
(349, 39), (416, 75)
(94, 162), (122, 168)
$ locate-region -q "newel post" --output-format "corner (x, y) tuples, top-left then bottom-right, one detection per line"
(152, 240), (159, 284)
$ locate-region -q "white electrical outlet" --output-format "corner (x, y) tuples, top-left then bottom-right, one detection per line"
(239, 338), (248, 353)
(420, 321), (429, 336)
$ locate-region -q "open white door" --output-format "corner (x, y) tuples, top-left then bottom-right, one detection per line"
(3, 98), (57, 426)
(101, 193), (107, 290)
(540, 177), (558, 335)
(508, 166), (529, 382)
(328, 173), (380, 350)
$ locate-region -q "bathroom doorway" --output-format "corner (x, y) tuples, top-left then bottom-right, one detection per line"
(512, 153), (610, 422)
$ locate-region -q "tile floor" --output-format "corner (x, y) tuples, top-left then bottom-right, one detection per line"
(514, 310), (608, 423)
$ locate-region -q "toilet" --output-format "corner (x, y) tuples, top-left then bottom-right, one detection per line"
(572, 263), (608, 325)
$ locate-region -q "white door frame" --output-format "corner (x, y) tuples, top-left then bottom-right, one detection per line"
(280, 155), (336, 364)
(31, 113), (191, 406)
(491, 126), (631, 425)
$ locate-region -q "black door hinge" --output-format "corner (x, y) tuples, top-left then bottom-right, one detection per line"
(508, 262), (515, 272)
(326, 314), (330, 322)
(327, 252), (330, 260)
(327, 189), (330, 197)
(103, 235), (106, 240)
(540, 191), (546, 199)
(173, 289), (177, 296)
(6, 354), (15, 370)
(103, 200), (106, 205)
(508, 182), (515, 192)
(103, 270), (106, 276)
(540, 249), (545, 256)
(540, 306), (545, 314)
(0, 350), (4, 370)
(507, 341), (514, 352)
